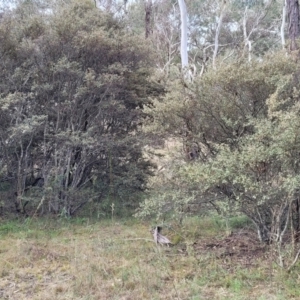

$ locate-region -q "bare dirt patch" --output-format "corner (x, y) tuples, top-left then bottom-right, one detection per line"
(193, 229), (268, 267)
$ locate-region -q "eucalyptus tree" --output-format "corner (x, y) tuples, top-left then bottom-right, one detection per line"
(178, 0), (188, 69)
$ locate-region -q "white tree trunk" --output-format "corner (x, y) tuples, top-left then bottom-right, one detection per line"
(178, 0), (188, 69)
(281, 0), (287, 49)
(213, 1), (226, 69)
(243, 7), (252, 62)
(241, 0), (273, 61)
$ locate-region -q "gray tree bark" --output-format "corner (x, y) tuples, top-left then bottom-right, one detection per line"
(287, 0), (300, 50)
(145, 0), (152, 39)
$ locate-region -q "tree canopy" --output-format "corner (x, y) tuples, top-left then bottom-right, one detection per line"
(0, 0), (163, 216)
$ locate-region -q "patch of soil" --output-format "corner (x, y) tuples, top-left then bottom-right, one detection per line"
(193, 229), (268, 268)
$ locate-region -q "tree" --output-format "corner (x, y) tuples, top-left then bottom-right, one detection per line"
(178, 0), (188, 69)
(212, 0), (227, 68)
(145, 0), (152, 38)
(0, 0), (163, 216)
(281, 0), (287, 49)
(287, 0), (300, 50)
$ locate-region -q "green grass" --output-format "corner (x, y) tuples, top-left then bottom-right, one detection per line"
(0, 215), (299, 299)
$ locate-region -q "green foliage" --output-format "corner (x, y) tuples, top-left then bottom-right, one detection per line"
(148, 53), (293, 155)
(228, 215), (252, 229)
(0, 0), (163, 216)
(0, 220), (22, 236)
(139, 52), (300, 244)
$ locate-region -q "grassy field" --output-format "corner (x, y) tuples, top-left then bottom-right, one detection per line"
(0, 216), (299, 300)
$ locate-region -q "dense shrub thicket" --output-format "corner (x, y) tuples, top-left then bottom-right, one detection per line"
(0, 0), (163, 216)
(139, 53), (300, 244)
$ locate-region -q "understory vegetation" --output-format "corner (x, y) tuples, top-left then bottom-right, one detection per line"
(2, 0), (300, 298)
